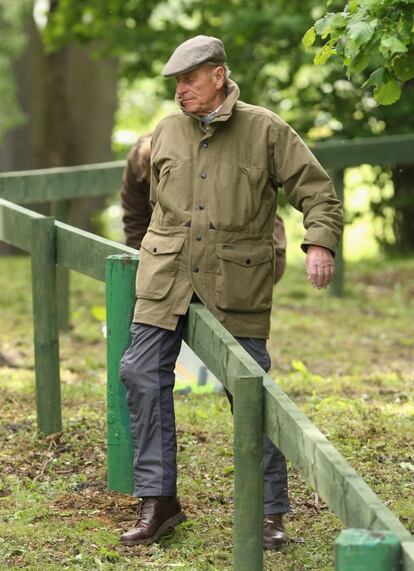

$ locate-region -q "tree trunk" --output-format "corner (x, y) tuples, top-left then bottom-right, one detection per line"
(61, 42), (118, 232)
(391, 164), (414, 254)
(0, 8), (47, 253)
(0, 5), (118, 245)
(0, 8), (47, 171)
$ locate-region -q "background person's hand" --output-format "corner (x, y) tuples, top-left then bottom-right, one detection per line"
(305, 245), (335, 289)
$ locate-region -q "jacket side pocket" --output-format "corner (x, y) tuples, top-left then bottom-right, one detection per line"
(136, 232), (186, 301)
(215, 243), (273, 313)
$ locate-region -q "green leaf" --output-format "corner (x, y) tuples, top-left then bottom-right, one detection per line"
(397, 13), (413, 43)
(349, 51), (370, 74)
(363, 67), (387, 88)
(315, 15), (330, 37)
(315, 13), (347, 39)
(374, 80), (402, 105)
(347, 21), (376, 47)
(302, 26), (316, 48)
(380, 36), (408, 56)
(343, 38), (360, 60)
(329, 12), (348, 31)
(314, 44), (335, 65)
(393, 53), (414, 81)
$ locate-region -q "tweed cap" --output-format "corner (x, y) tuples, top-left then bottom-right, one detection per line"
(163, 35), (226, 78)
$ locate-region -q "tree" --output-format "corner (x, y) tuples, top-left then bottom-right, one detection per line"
(303, 0), (414, 253)
(44, 0), (414, 252)
(0, 2), (28, 142)
(0, 0), (119, 235)
(42, 0), (405, 139)
(3, 0), (414, 251)
(305, 0), (414, 105)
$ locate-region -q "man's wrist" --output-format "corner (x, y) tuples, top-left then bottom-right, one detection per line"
(306, 244), (334, 257)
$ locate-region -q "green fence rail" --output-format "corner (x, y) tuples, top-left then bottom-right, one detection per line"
(1, 134), (413, 204)
(1, 194), (413, 570)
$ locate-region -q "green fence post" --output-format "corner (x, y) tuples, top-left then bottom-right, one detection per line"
(336, 529), (401, 571)
(106, 254), (138, 493)
(51, 200), (71, 330)
(331, 169), (345, 297)
(30, 216), (62, 434)
(233, 375), (264, 571)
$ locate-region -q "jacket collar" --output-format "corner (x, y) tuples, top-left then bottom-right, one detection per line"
(176, 79), (240, 125)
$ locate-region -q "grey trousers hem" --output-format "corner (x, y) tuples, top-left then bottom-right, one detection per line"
(264, 504), (291, 515)
(133, 490), (177, 498)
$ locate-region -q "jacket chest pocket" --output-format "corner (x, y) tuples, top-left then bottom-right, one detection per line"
(136, 232), (186, 300)
(210, 165), (267, 231)
(156, 161), (193, 215)
(215, 244), (274, 313)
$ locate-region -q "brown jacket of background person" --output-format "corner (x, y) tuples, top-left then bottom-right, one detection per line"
(121, 134), (287, 284)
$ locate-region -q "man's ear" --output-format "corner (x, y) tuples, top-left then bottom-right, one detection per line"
(215, 66), (225, 89)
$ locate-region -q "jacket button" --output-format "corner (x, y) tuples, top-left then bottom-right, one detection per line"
(196, 235), (202, 241)
(193, 266), (199, 273)
(153, 248), (157, 253)
(246, 258), (251, 265)
(201, 172), (207, 179)
(202, 142), (208, 148)
(198, 203), (204, 210)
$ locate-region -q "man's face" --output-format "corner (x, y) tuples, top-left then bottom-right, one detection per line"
(175, 64), (225, 116)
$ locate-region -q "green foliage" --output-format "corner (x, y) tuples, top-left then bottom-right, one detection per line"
(0, 0), (408, 144)
(40, 0), (414, 254)
(43, 0), (318, 106)
(39, 0), (352, 145)
(306, 0), (414, 105)
(41, 0), (414, 142)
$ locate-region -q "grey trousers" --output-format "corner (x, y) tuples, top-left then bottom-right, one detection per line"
(120, 316), (291, 515)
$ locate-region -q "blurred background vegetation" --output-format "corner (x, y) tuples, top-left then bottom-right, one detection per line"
(0, 0), (413, 259)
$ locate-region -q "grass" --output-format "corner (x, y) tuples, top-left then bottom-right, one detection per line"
(0, 254), (413, 570)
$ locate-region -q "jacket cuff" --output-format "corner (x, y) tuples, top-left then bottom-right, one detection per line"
(301, 229), (340, 256)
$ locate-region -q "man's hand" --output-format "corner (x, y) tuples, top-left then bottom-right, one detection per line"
(305, 245), (335, 289)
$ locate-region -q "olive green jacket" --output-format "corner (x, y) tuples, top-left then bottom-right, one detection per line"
(121, 134), (286, 279)
(133, 80), (343, 338)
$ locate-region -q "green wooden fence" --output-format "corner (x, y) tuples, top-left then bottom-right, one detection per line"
(1, 193), (413, 570)
(2, 134), (412, 203)
(1, 133), (413, 306)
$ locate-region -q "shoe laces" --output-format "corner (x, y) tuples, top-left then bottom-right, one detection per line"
(135, 498), (148, 522)
(134, 499), (143, 525)
(134, 497), (158, 524)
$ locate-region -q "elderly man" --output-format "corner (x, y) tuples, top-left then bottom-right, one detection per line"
(119, 36), (343, 550)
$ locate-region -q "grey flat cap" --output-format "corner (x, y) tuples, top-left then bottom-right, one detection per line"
(163, 35), (226, 78)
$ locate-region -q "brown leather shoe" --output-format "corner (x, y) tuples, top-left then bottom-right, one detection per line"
(263, 513), (288, 550)
(120, 496), (186, 546)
